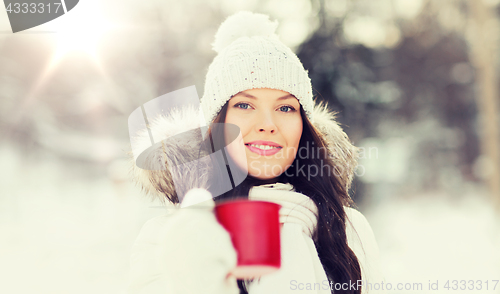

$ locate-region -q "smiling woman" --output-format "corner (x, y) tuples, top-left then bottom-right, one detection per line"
(225, 88), (303, 180)
(129, 11), (383, 294)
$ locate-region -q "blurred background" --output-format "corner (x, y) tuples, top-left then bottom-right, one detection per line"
(1, 0), (499, 293)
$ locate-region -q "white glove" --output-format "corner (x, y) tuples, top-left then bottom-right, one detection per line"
(128, 189), (239, 294)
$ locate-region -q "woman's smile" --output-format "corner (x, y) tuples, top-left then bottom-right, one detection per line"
(225, 88), (303, 180)
(245, 140), (283, 156)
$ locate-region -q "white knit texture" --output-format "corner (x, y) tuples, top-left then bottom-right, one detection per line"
(201, 12), (314, 124)
(249, 183), (318, 238)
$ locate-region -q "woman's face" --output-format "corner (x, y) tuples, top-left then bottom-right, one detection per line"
(224, 88), (303, 180)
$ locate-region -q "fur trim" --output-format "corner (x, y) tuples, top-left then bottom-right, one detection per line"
(129, 105), (212, 204)
(129, 102), (359, 203)
(310, 101), (359, 191)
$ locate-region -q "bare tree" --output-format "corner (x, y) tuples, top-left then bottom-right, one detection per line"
(469, 0), (500, 211)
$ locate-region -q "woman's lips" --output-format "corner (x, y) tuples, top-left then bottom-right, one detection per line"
(245, 141), (283, 156)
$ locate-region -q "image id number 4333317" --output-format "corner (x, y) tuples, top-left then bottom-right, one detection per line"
(442, 280), (499, 291)
(6, 2), (62, 14)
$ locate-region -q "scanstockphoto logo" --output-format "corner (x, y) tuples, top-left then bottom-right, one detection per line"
(3, 0), (79, 33)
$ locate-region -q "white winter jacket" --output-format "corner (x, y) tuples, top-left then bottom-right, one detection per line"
(127, 184), (383, 294)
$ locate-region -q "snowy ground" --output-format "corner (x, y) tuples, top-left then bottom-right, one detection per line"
(364, 192), (500, 293)
(0, 143), (166, 294)
(1, 143), (499, 294)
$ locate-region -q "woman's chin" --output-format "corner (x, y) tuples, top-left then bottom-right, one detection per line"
(247, 170), (280, 181)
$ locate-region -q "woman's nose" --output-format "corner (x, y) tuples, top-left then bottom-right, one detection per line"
(256, 112), (277, 133)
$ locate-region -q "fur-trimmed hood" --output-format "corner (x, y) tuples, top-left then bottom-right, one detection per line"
(129, 102), (359, 204)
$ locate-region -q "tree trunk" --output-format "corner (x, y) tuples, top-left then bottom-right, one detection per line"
(469, 0), (500, 212)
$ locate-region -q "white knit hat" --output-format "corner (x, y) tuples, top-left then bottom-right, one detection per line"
(200, 11), (314, 123)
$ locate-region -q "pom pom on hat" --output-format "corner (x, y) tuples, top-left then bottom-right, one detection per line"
(212, 11), (279, 53)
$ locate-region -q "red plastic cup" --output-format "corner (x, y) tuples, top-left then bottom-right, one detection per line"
(215, 199), (281, 279)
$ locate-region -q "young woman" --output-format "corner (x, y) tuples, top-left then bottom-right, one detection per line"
(128, 11), (382, 294)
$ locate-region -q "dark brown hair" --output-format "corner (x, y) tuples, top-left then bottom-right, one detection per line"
(207, 101), (362, 294)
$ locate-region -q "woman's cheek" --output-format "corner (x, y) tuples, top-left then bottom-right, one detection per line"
(226, 132), (248, 173)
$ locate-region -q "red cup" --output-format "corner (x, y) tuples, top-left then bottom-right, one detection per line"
(215, 199), (281, 279)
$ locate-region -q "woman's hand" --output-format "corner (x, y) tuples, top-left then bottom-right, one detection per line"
(128, 189), (239, 294)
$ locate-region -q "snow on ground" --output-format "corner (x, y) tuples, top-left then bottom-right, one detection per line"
(0, 143), (166, 294)
(363, 191), (500, 293)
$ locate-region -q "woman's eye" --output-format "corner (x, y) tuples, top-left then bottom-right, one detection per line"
(235, 103), (251, 110)
(279, 105), (295, 112)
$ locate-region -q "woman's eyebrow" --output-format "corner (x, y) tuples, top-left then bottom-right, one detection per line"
(237, 93), (295, 100)
(237, 92), (257, 99)
(277, 94), (295, 100)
